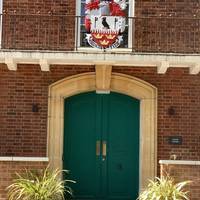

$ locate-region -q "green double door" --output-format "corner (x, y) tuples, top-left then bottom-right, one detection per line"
(63, 92), (139, 200)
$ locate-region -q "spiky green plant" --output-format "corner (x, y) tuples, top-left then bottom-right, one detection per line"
(7, 167), (75, 200)
(137, 176), (191, 200)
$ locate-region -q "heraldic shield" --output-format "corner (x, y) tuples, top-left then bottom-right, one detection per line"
(85, 0), (127, 50)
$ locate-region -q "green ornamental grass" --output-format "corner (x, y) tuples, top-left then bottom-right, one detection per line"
(138, 176), (191, 200)
(7, 167), (75, 200)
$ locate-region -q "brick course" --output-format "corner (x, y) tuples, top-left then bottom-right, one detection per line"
(161, 164), (200, 200)
(2, 0), (76, 50)
(113, 66), (200, 162)
(0, 64), (95, 156)
(134, 0), (200, 53)
(135, 0), (200, 17)
(3, 0), (75, 15)
(1, 65), (200, 163)
(0, 161), (48, 200)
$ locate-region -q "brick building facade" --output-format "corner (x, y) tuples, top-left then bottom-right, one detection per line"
(0, 0), (200, 199)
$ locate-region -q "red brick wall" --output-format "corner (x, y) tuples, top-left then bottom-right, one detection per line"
(0, 64), (95, 156)
(0, 161), (48, 200)
(2, 0), (76, 50)
(161, 164), (200, 200)
(1, 65), (200, 162)
(3, 0), (75, 15)
(134, 0), (200, 53)
(113, 66), (200, 162)
(2, 0), (200, 52)
(135, 0), (200, 17)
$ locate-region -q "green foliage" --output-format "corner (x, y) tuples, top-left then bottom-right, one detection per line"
(7, 167), (75, 200)
(137, 176), (191, 200)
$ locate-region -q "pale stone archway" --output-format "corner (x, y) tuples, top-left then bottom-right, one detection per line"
(47, 69), (157, 190)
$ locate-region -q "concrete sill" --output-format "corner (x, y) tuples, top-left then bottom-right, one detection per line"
(159, 160), (200, 166)
(0, 157), (49, 162)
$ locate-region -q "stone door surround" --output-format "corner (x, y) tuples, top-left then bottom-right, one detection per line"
(47, 64), (157, 190)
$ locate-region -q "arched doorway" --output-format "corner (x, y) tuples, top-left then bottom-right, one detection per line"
(63, 92), (139, 199)
(47, 72), (157, 190)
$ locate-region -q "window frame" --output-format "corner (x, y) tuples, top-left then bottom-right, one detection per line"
(76, 0), (135, 50)
(0, 0), (3, 48)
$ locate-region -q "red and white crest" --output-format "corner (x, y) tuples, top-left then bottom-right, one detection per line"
(85, 0), (127, 50)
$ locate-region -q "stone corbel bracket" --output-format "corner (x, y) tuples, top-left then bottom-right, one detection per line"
(39, 59), (50, 71)
(95, 64), (112, 94)
(5, 57), (17, 71)
(157, 61), (169, 74)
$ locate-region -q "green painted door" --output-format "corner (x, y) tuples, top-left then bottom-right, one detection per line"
(63, 92), (139, 200)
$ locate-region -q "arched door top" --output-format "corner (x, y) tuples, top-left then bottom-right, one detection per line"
(48, 72), (157, 190)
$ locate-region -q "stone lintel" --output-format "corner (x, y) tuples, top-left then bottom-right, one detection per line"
(2, 51), (200, 74)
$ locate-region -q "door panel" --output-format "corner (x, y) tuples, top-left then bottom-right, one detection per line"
(63, 93), (101, 198)
(63, 92), (139, 200)
(105, 93), (139, 200)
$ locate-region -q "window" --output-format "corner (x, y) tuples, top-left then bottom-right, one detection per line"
(76, 0), (134, 49)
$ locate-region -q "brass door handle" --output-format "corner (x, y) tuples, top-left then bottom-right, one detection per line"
(102, 141), (107, 157)
(96, 140), (107, 159)
(96, 140), (100, 156)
